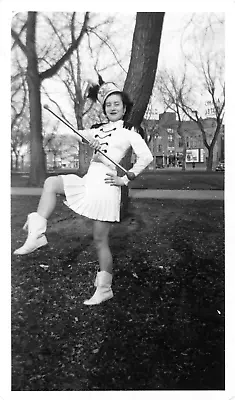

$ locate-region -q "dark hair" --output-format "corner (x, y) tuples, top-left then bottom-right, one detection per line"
(86, 76), (144, 136)
(103, 91), (133, 121)
(86, 74), (133, 120)
(103, 91), (145, 138)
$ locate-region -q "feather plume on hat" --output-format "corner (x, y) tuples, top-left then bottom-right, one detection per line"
(86, 74), (105, 102)
(86, 74), (121, 106)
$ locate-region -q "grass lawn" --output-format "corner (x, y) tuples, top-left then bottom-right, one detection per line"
(11, 195), (224, 390)
(11, 168), (224, 190)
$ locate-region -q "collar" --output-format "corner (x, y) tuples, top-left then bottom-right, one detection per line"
(103, 119), (124, 131)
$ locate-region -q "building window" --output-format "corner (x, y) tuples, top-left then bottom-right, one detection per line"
(178, 139), (183, 147)
(158, 144), (162, 152)
(168, 134), (173, 142)
(167, 128), (174, 134)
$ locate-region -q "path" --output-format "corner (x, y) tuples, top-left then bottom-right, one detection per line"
(11, 187), (224, 200)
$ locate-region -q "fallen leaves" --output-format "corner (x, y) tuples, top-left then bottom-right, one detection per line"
(11, 196), (224, 391)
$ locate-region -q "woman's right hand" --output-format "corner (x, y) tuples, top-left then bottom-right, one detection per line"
(89, 138), (101, 151)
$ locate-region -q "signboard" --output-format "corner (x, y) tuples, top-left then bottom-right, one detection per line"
(186, 149), (204, 163)
(200, 149), (204, 162)
(205, 99), (220, 117)
(205, 101), (216, 117)
(186, 149), (199, 163)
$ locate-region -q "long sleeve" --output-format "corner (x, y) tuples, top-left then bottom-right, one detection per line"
(127, 129), (153, 177)
(75, 122), (153, 178)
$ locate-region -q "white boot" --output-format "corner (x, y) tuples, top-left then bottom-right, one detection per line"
(94, 271), (98, 287)
(14, 212), (48, 255)
(84, 271), (113, 305)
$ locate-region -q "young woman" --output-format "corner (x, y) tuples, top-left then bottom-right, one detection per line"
(14, 81), (153, 305)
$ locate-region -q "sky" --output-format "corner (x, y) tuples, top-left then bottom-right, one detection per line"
(11, 11), (207, 128)
(25, 10), (225, 124)
(1, 1), (235, 400)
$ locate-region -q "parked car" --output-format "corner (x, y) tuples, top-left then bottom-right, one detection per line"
(215, 162), (225, 172)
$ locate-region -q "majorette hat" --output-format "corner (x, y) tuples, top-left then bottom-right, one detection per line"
(97, 82), (121, 106)
(86, 74), (121, 106)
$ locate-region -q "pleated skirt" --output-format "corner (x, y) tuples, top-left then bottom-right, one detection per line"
(61, 162), (121, 222)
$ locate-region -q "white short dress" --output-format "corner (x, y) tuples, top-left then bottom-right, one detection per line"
(60, 120), (153, 222)
(61, 162), (121, 222)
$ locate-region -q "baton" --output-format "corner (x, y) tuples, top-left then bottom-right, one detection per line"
(43, 104), (135, 180)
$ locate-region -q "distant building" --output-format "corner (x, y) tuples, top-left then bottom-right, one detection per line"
(12, 114), (224, 172)
(145, 112), (224, 169)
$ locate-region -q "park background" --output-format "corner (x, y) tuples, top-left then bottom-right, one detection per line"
(10, 10), (225, 176)
(0, 0), (235, 396)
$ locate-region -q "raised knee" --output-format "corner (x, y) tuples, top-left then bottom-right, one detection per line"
(43, 176), (58, 192)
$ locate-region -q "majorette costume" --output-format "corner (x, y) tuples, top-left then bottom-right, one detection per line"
(62, 117), (153, 222)
(13, 80), (153, 305)
(61, 81), (152, 221)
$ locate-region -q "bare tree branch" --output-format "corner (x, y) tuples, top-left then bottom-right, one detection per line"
(11, 67), (28, 130)
(39, 12), (90, 81)
(41, 84), (74, 125)
(86, 28), (128, 74)
(11, 28), (28, 55)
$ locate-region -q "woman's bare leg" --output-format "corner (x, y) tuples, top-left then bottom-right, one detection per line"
(37, 176), (64, 219)
(92, 220), (112, 274)
(83, 220), (113, 305)
(14, 176), (65, 255)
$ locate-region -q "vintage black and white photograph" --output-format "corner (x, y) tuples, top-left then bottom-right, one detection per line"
(1, 1), (233, 396)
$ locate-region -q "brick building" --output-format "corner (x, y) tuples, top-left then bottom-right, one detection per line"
(145, 112), (224, 169)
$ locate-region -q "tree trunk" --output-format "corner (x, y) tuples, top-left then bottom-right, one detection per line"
(121, 12), (165, 218)
(78, 143), (91, 175)
(26, 12), (46, 186)
(179, 131), (187, 171)
(12, 12), (90, 186)
(206, 147), (214, 171)
(119, 147), (133, 220)
(75, 107), (92, 176)
(53, 154), (57, 169)
(15, 153), (19, 171)
(181, 143), (187, 171)
(206, 124), (221, 171)
(21, 155), (25, 170)
(124, 12), (164, 125)
(11, 152), (14, 171)
(27, 76), (46, 185)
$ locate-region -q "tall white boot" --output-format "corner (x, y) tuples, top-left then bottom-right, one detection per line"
(94, 271), (98, 287)
(14, 212), (48, 255)
(84, 271), (113, 305)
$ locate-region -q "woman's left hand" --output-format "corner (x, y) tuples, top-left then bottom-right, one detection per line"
(105, 173), (125, 186)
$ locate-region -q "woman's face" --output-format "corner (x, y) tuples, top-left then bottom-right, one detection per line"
(104, 93), (126, 122)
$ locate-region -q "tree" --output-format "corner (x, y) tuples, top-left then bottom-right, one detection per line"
(178, 13), (225, 170)
(42, 13), (117, 175)
(11, 125), (29, 171)
(142, 100), (161, 145)
(11, 60), (30, 170)
(11, 60), (27, 131)
(44, 130), (79, 170)
(157, 70), (190, 170)
(156, 13), (225, 171)
(11, 12), (90, 186)
(177, 56), (225, 170)
(120, 12), (165, 217)
(123, 13), (165, 126)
